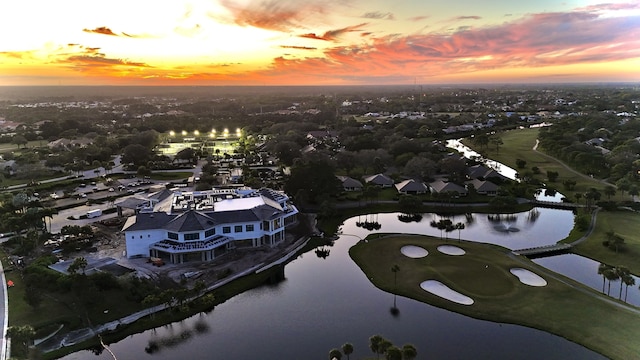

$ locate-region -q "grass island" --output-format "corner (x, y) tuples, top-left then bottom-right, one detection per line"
(349, 234), (640, 360)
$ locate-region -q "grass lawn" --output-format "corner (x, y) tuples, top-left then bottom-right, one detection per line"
(574, 210), (640, 275)
(463, 128), (618, 200)
(350, 234), (640, 360)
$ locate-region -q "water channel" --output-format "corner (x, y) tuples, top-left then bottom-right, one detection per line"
(63, 207), (611, 360)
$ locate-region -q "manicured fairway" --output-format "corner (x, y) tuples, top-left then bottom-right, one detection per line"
(350, 234), (640, 360)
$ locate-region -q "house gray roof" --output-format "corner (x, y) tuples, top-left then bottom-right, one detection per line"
(337, 175), (363, 189)
(395, 179), (428, 193)
(165, 211), (217, 232)
(429, 180), (467, 195)
(363, 173), (394, 186)
(466, 179), (499, 193)
(122, 212), (176, 232)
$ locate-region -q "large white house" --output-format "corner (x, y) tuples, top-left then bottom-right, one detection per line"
(122, 187), (298, 264)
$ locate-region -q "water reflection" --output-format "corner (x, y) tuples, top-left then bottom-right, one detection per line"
(62, 208), (604, 360)
(533, 254), (640, 307)
(342, 208), (573, 250)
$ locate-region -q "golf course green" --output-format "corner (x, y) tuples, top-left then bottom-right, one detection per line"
(350, 234), (640, 360)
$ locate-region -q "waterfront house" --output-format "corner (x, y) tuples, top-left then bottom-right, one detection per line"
(429, 179), (468, 196)
(122, 187), (298, 264)
(395, 179), (429, 195)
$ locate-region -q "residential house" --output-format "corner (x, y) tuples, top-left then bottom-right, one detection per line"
(337, 175), (363, 192)
(467, 164), (509, 182)
(395, 179), (429, 195)
(429, 179), (468, 196)
(362, 173), (394, 188)
(466, 179), (499, 196)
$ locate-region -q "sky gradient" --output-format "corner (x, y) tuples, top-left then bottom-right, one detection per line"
(1, 0), (639, 86)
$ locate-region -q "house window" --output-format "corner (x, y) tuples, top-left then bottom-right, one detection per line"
(223, 226), (231, 234)
(184, 233), (200, 240)
(234, 225), (242, 233)
(246, 224), (254, 232)
(205, 228), (216, 237)
(168, 232), (179, 240)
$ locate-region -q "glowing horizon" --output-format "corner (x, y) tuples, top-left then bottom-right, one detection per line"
(1, 0), (640, 86)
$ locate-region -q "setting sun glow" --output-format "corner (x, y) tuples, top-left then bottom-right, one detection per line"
(1, 0), (639, 85)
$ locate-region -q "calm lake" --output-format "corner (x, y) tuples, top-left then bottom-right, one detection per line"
(61, 208), (608, 360)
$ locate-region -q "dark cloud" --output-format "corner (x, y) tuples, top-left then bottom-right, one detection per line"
(82, 27), (118, 36)
(298, 23), (368, 41)
(280, 45), (317, 50)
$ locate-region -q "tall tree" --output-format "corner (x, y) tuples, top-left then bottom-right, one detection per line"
(604, 186), (616, 201)
(490, 136), (503, 154)
(385, 346), (402, 360)
(329, 348), (342, 360)
(369, 335), (384, 359)
(455, 222), (465, 242)
(402, 344), (418, 360)
(341, 343), (354, 360)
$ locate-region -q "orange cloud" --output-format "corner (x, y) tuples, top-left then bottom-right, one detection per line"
(254, 8), (640, 83)
(83, 27), (118, 36)
(217, 0), (339, 32)
(299, 23), (369, 41)
(82, 26), (149, 38)
(280, 45), (317, 50)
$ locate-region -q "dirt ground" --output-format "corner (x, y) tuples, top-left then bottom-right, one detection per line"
(82, 214), (315, 289)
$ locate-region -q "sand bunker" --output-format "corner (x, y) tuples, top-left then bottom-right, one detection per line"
(510, 268), (547, 287)
(400, 245), (429, 258)
(437, 245), (466, 256)
(420, 280), (474, 305)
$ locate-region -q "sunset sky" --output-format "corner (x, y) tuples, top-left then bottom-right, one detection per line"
(1, 0), (639, 86)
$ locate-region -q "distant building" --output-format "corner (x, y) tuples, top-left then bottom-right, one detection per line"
(362, 173), (394, 188)
(337, 175), (363, 192)
(122, 187), (298, 264)
(395, 179), (429, 195)
(429, 180), (468, 196)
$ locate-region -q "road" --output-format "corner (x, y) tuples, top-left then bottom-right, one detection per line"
(1, 257), (8, 360)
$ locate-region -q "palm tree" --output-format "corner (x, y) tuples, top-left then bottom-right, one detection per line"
(378, 339), (393, 357)
(603, 267), (619, 296)
(391, 264), (400, 290)
(329, 348), (342, 360)
(604, 186), (616, 201)
(574, 192), (582, 204)
(385, 346), (402, 360)
(622, 273), (635, 303)
(615, 266), (630, 300)
(369, 335), (384, 359)
(341, 343), (354, 360)
(402, 344), (418, 360)
(597, 263), (611, 293)
(455, 222), (465, 242)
